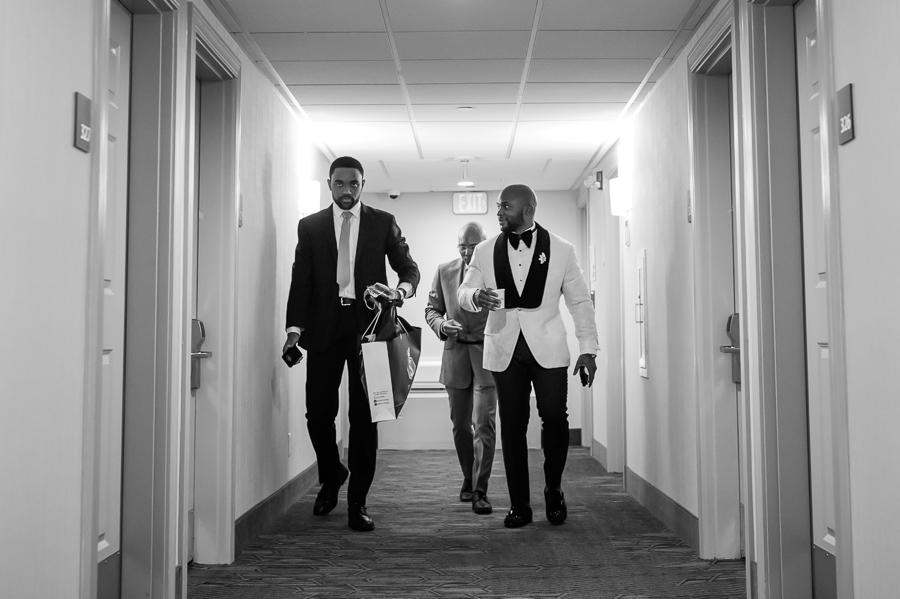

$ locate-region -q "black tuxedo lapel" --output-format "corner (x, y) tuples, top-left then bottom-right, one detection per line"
(492, 224), (550, 309)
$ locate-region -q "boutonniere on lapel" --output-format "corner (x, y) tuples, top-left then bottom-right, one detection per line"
(539, 252), (547, 265)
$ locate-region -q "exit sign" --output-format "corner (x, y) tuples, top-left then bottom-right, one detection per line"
(452, 192), (488, 215)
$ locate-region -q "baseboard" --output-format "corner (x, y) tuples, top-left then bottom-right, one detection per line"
(591, 439), (608, 471)
(97, 550), (121, 599)
(625, 467), (699, 552)
(234, 461), (318, 557)
(568, 428), (581, 446)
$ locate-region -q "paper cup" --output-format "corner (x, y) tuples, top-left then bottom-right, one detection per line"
(493, 288), (505, 310)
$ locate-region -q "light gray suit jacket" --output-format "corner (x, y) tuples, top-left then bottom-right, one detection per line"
(425, 258), (494, 389)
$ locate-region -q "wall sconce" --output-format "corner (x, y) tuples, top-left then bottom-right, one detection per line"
(609, 176), (632, 216)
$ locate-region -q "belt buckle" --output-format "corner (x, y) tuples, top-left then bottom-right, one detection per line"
(340, 297), (353, 306)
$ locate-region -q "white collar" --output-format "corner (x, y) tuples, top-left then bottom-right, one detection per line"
(332, 201), (362, 219)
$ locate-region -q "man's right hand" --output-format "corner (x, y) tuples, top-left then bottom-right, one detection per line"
(442, 319), (463, 337)
(474, 288), (502, 311)
(283, 332), (301, 355)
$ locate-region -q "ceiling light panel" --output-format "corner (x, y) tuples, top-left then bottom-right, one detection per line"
(401, 60), (526, 84)
(539, 0), (699, 31)
(312, 122), (420, 160)
(532, 31), (674, 59)
(517, 103), (624, 121)
(511, 121), (617, 160)
(524, 83), (638, 103)
(412, 104), (517, 122)
(301, 105), (411, 122)
(406, 84), (519, 105)
(528, 59), (655, 83)
(287, 85), (405, 105)
(272, 61), (399, 85)
(253, 33), (393, 61)
(416, 122), (513, 160)
(394, 31), (532, 60)
(385, 0), (537, 31)
(226, 0), (386, 33)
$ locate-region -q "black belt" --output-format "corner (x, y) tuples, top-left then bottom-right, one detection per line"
(339, 297), (356, 307)
(456, 339), (483, 345)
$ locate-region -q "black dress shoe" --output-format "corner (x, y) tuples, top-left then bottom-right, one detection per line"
(313, 464), (349, 516)
(503, 504), (533, 528)
(459, 479), (474, 502)
(348, 505), (375, 532)
(472, 491), (492, 515)
(544, 487), (567, 525)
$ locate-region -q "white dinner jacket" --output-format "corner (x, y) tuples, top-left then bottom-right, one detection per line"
(457, 226), (599, 372)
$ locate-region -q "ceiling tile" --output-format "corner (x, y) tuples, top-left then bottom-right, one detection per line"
(417, 122), (514, 160)
(302, 105), (411, 122)
(407, 84), (520, 104)
(412, 104), (518, 121)
(402, 60), (526, 84)
(225, 0), (385, 33)
(288, 85), (405, 105)
(511, 121), (615, 159)
(312, 122), (421, 160)
(528, 59), (655, 83)
(524, 82), (638, 103)
(272, 61), (398, 85)
(386, 0), (537, 31)
(539, 0), (698, 31)
(533, 30), (674, 59)
(253, 33), (393, 61)
(394, 31), (532, 60)
(518, 103), (624, 121)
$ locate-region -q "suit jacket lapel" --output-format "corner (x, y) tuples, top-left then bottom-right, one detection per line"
(518, 224), (550, 308)
(354, 204), (370, 278)
(323, 207), (338, 261)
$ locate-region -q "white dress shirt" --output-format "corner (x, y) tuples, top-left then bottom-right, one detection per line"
(333, 201), (361, 299)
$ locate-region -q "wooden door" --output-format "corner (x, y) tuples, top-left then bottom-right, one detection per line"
(98, 0), (131, 575)
(795, 0), (838, 596)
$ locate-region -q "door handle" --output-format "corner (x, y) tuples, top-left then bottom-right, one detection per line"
(720, 345), (740, 354)
(191, 351), (212, 359)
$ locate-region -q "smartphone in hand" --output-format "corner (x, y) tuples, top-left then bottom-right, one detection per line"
(282, 344), (303, 368)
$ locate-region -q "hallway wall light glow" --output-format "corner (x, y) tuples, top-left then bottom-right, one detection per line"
(609, 176), (632, 217)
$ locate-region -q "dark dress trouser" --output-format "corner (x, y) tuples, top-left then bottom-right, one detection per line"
(492, 333), (569, 507)
(305, 301), (377, 507)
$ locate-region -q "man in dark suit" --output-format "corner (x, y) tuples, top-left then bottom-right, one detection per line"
(425, 222), (498, 515)
(283, 156), (419, 532)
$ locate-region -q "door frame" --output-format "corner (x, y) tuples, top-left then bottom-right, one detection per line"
(734, 0), (853, 597)
(687, 2), (742, 560)
(182, 3), (242, 571)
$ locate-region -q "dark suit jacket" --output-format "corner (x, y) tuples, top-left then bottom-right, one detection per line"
(424, 258), (493, 389)
(286, 203), (419, 351)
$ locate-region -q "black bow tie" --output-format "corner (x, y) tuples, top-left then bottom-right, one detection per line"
(509, 229), (533, 250)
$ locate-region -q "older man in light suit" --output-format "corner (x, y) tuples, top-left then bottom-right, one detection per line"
(458, 184), (598, 528)
(425, 222), (497, 515)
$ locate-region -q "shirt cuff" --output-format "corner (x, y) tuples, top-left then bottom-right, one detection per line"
(286, 326), (303, 336)
(398, 282), (413, 299)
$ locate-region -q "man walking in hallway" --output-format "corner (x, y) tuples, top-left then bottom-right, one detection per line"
(425, 222), (498, 515)
(458, 184), (598, 528)
(283, 156), (419, 532)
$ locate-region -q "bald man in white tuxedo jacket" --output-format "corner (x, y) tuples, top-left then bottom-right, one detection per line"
(458, 184), (598, 529)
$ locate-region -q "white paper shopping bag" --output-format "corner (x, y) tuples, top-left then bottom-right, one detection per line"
(361, 340), (397, 422)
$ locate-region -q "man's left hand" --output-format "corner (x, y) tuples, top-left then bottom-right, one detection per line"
(573, 354), (597, 388)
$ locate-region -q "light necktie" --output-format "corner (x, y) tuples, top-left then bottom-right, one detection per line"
(337, 211), (352, 289)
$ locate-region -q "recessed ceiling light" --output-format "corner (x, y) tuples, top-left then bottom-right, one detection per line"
(457, 106), (475, 111)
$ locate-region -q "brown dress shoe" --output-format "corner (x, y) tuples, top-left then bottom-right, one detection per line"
(472, 491), (492, 515)
(313, 464), (349, 516)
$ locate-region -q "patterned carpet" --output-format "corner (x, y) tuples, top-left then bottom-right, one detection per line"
(189, 448), (746, 598)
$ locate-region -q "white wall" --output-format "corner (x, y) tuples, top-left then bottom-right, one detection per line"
(830, 1), (900, 595)
(587, 146), (624, 470)
(616, 52), (699, 515)
(0, 2), (96, 597)
(195, 5), (332, 518)
(377, 189), (586, 431)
